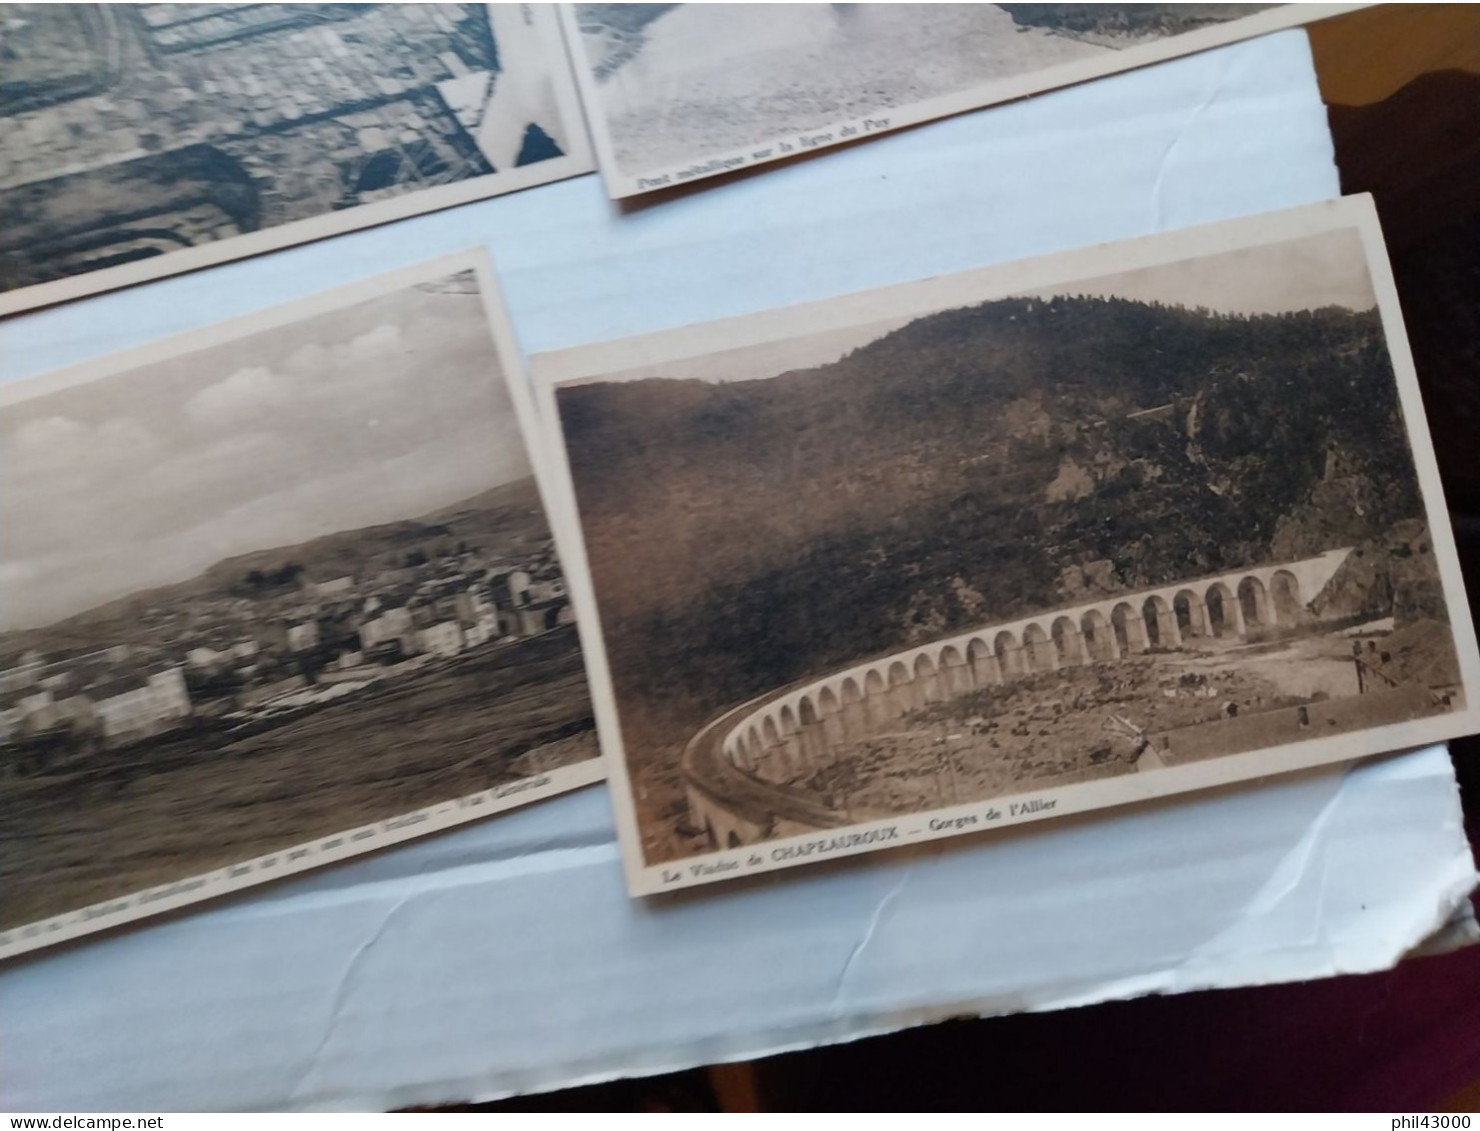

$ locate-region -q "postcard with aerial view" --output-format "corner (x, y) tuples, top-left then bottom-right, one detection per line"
(532, 195), (1479, 895)
(0, 252), (603, 959)
(0, 4), (592, 315)
(562, 3), (1365, 199)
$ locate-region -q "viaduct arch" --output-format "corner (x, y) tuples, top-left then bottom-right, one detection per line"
(683, 549), (1352, 849)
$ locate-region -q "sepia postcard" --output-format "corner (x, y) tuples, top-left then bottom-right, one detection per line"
(0, 4), (593, 315)
(0, 252), (603, 959)
(532, 195), (1480, 895)
(563, 3), (1367, 199)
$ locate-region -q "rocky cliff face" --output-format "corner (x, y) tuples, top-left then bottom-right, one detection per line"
(1312, 519), (1449, 627)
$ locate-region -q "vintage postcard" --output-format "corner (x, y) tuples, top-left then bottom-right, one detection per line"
(533, 195), (1480, 895)
(0, 4), (593, 315)
(0, 252), (603, 959)
(563, 3), (1366, 199)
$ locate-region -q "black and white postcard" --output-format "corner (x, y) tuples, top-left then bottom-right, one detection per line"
(563, 3), (1363, 199)
(0, 252), (602, 958)
(532, 195), (1479, 894)
(0, 4), (592, 315)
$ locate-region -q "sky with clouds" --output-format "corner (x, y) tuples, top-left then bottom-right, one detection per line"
(2, 275), (530, 630)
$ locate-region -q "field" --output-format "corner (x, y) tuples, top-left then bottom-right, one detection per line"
(0, 627), (595, 929)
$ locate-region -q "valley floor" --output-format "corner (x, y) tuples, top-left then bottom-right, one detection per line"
(0, 626), (596, 930)
(798, 629), (1455, 822)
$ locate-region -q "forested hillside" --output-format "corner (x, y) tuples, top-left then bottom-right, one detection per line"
(559, 295), (1422, 732)
(997, 4), (1276, 43)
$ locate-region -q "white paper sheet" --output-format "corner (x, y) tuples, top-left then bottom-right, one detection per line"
(2, 29), (1474, 1113)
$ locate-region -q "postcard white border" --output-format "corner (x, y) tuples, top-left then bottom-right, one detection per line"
(561, 3), (1369, 200)
(0, 249), (605, 960)
(530, 194), (1480, 896)
(0, 4), (596, 318)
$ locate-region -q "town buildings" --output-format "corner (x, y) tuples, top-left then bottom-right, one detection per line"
(90, 669), (192, 743)
(0, 538), (574, 767)
(1, 4), (549, 294)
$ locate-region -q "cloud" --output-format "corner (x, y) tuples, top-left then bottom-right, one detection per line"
(0, 544), (130, 630)
(265, 308), (503, 446)
(281, 323), (405, 382)
(1, 285), (526, 629)
(3, 426), (281, 566)
(281, 342), (329, 376)
(10, 416), (89, 472)
(185, 366), (292, 428)
(348, 323), (402, 358)
(8, 414), (158, 480)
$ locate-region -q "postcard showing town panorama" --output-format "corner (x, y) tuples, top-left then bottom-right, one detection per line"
(0, 4), (593, 316)
(0, 252), (604, 958)
(531, 195), (1480, 896)
(561, 3), (1366, 199)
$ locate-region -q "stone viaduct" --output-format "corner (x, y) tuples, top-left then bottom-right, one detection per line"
(681, 548), (1352, 850)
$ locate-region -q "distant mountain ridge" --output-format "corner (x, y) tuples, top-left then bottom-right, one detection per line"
(4, 476), (544, 651)
(195, 476), (545, 587)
